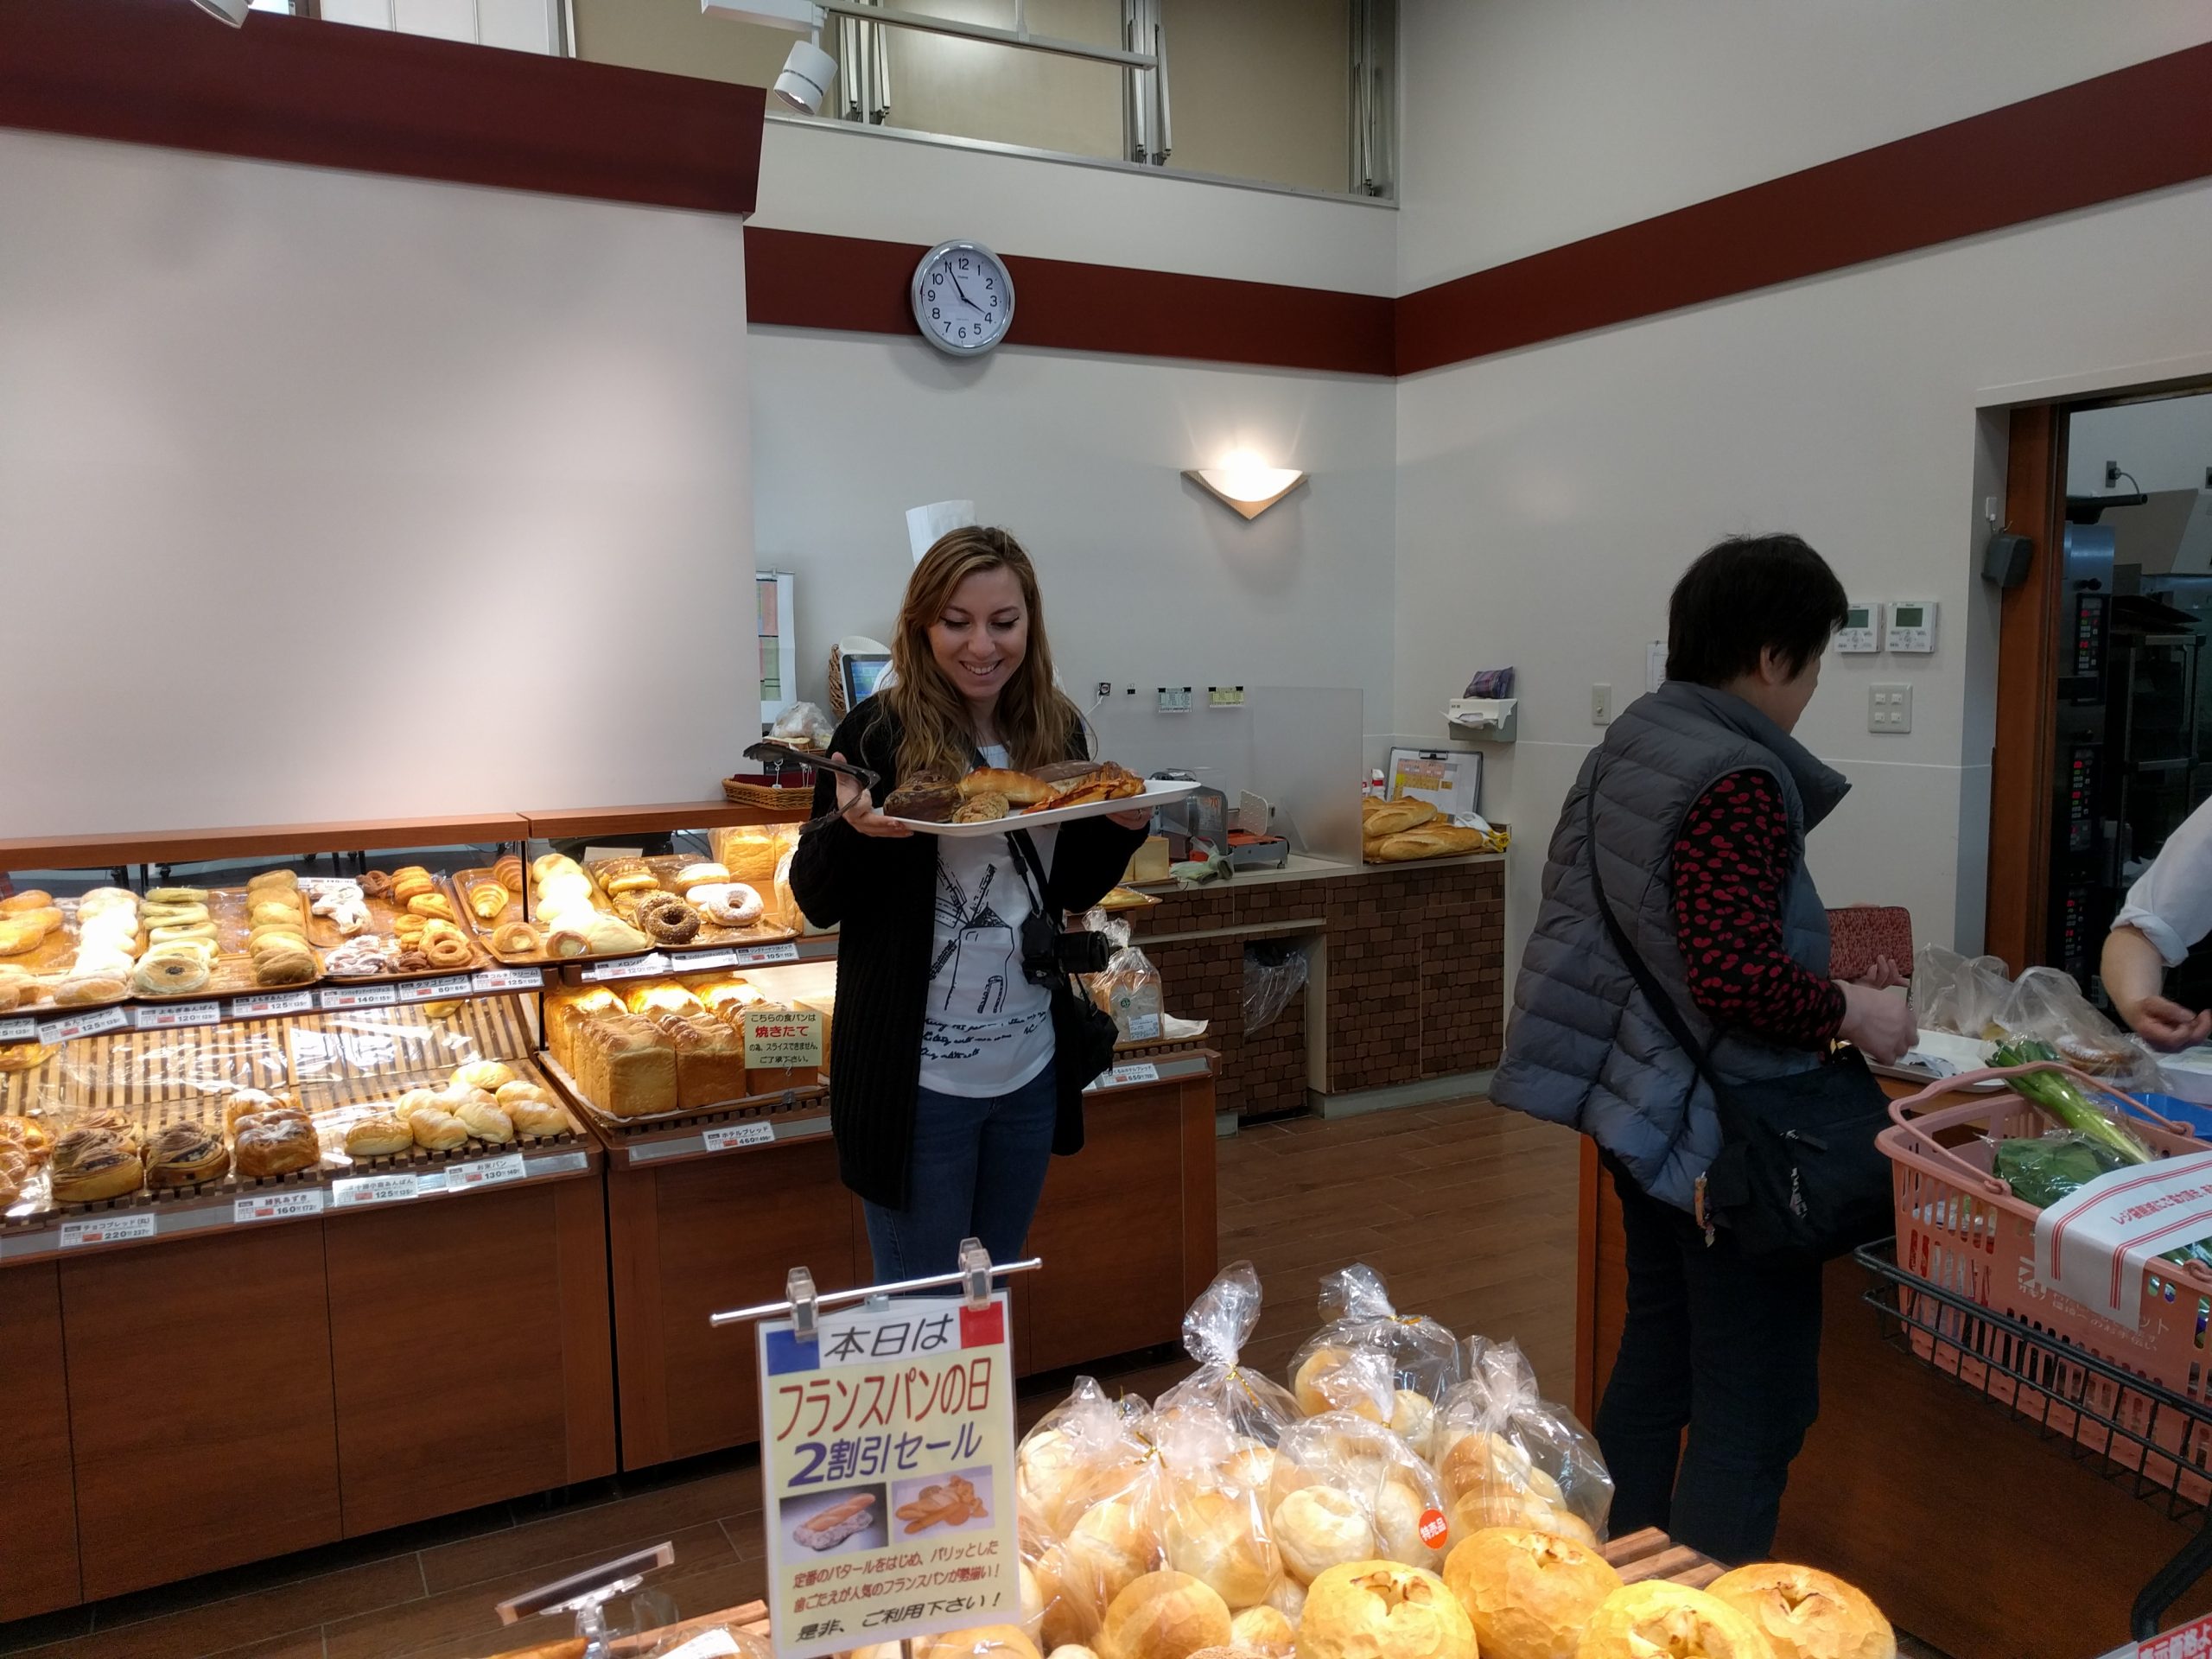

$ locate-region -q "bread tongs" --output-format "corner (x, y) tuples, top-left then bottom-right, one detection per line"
(745, 741), (881, 833)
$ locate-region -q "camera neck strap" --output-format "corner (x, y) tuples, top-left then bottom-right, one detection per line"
(1002, 828), (1051, 916)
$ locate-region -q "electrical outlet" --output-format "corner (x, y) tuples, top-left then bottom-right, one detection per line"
(1096, 682), (1113, 699)
(2107, 460), (2122, 487)
(1591, 683), (1611, 726)
(1869, 683), (1913, 734)
(1158, 686), (1193, 714)
(1208, 686), (1245, 708)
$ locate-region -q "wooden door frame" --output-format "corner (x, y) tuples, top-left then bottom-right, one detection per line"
(1984, 404), (2066, 974)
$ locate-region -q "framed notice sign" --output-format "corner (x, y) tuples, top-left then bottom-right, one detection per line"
(759, 1291), (1021, 1659)
(1385, 747), (1481, 817)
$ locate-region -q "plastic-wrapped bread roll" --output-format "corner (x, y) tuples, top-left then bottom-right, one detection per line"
(1270, 1486), (1374, 1585)
(1095, 1572), (1230, 1659)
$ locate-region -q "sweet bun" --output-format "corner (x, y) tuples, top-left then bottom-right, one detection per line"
(1226, 1607), (1294, 1659)
(506, 1097), (573, 1137)
(345, 1114), (416, 1158)
(582, 915), (651, 955)
(53, 975), (129, 1005)
(1096, 1573), (1231, 1659)
(1573, 1582), (1771, 1659)
(454, 1100), (515, 1143)
(490, 920), (540, 956)
(50, 1130), (143, 1203)
(1441, 1527), (1623, 1659)
(917, 1628), (1041, 1659)
(144, 1123), (230, 1187)
(0, 964), (34, 1013)
(1705, 1563), (1894, 1659)
(1299, 1561), (1473, 1659)
(451, 1060), (516, 1091)
(531, 853), (580, 883)
(0, 890), (54, 913)
(410, 1109), (468, 1151)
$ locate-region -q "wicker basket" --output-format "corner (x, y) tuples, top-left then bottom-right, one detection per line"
(722, 777), (815, 810)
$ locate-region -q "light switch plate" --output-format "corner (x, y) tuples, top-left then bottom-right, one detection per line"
(1592, 683), (1612, 726)
(1869, 683), (1913, 734)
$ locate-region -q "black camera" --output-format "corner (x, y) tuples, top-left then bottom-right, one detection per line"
(1021, 915), (1110, 987)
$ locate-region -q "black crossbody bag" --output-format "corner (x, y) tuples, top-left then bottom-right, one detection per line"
(1004, 830), (1122, 1102)
(1583, 781), (1894, 1258)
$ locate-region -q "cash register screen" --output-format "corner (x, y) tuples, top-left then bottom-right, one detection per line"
(841, 652), (892, 708)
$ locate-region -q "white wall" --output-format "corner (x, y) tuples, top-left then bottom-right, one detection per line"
(750, 328), (1396, 745)
(753, 115), (1397, 293)
(1396, 0), (2212, 289)
(2069, 391), (2212, 495)
(1393, 178), (2212, 973)
(0, 129), (756, 836)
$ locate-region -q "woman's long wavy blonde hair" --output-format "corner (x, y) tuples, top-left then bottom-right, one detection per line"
(884, 526), (1078, 783)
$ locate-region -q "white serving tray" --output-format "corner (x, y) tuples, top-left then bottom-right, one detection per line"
(893, 778), (1199, 837)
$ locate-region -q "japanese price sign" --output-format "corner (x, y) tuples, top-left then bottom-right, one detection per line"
(758, 1291), (1020, 1659)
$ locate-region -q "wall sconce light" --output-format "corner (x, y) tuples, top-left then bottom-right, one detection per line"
(1185, 451), (1308, 520)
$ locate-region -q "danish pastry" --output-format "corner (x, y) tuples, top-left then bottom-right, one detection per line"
(324, 938), (398, 977)
(235, 1116), (319, 1179)
(145, 1123), (229, 1187)
(0, 1116), (54, 1163)
(407, 893), (457, 922)
(134, 953), (211, 995)
(50, 1129), (143, 1203)
(954, 792), (1012, 823)
(467, 881), (509, 921)
(0, 1044), (54, 1073)
(490, 920), (539, 956)
(0, 890), (54, 913)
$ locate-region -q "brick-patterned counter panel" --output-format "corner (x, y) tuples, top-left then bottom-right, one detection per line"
(1420, 862), (1506, 1077)
(1325, 861), (1506, 1093)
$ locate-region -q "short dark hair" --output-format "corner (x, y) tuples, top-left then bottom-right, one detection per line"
(1665, 534), (1848, 687)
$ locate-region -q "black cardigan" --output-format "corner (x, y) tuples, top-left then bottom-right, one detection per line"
(789, 697), (1147, 1209)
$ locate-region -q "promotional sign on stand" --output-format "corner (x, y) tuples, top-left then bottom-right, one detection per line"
(728, 1242), (1027, 1659)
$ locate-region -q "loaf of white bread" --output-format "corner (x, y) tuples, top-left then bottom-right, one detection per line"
(547, 979), (822, 1116)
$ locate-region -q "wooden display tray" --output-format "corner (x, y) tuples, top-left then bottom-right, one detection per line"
(537, 1050), (825, 1144)
(5, 886), (322, 1017)
(480, 861), (797, 967)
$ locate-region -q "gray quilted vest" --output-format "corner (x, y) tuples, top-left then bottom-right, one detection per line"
(1491, 680), (1847, 1211)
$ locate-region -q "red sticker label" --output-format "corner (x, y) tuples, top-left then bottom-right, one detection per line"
(1417, 1508), (1448, 1548)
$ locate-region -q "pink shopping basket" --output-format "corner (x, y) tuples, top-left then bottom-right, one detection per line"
(1884, 1063), (2212, 1503)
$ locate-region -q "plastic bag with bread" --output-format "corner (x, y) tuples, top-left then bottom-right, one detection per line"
(1431, 1336), (1611, 1547)
(1268, 1409), (1451, 1577)
(1287, 1264), (1462, 1448)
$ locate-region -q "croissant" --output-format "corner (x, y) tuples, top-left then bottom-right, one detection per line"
(468, 881), (510, 921)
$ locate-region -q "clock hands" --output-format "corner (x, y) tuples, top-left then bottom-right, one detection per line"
(949, 270), (983, 313)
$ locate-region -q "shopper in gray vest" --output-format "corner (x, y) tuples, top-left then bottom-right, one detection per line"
(1492, 534), (1915, 1562)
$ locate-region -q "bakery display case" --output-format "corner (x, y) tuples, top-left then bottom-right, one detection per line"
(0, 800), (1234, 1620)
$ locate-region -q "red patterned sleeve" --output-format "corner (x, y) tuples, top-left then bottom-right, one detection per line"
(1671, 770), (1846, 1050)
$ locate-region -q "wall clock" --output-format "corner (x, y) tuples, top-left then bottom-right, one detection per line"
(911, 239), (1015, 357)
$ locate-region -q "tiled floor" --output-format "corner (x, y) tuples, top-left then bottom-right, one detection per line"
(0, 1100), (1948, 1657)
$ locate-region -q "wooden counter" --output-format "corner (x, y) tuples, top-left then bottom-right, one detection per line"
(1124, 853), (1506, 1118)
(1573, 1090), (2212, 1656)
(604, 1048), (1221, 1471)
(0, 1148), (615, 1620)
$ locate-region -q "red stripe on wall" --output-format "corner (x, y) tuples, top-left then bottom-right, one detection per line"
(1395, 40), (2212, 375)
(0, 0), (764, 218)
(747, 228), (1397, 376)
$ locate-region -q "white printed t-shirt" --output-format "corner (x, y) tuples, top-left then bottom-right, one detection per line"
(918, 745), (1058, 1097)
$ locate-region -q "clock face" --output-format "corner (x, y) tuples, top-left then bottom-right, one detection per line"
(912, 240), (1015, 357)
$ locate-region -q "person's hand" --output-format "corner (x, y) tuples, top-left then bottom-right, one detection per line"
(2118, 993), (2212, 1053)
(830, 753), (912, 839)
(1837, 980), (1916, 1065)
(1109, 807), (1152, 830)
(1852, 956), (1906, 993)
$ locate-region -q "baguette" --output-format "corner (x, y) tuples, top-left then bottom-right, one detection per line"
(961, 767), (1056, 806)
(1374, 824), (1487, 861)
(1363, 798), (1438, 837)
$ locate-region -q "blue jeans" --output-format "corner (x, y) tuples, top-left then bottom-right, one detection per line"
(863, 1065), (1058, 1284)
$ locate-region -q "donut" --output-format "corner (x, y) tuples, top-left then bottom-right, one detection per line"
(359, 869), (394, 899)
(635, 893), (702, 945)
(690, 883), (765, 928)
(423, 931), (473, 969)
(0, 890), (54, 913)
(490, 920), (539, 956)
(142, 887), (208, 905)
(133, 952), (210, 993)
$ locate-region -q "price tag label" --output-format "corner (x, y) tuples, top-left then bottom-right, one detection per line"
(132, 1001), (221, 1032)
(1097, 1062), (1160, 1090)
(295, 876), (356, 895)
(733, 942), (800, 968)
(473, 965), (544, 993)
(331, 1173), (420, 1209)
(36, 1005), (130, 1045)
(448, 1154), (526, 1191)
(397, 975), (474, 1004)
(670, 948), (738, 971)
(0, 1016), (38, 1044)
(414, 1170), (448, 1196)
(582, 952), (669, 983)
(320, 983), (398, 1012)
(527, 1150), (591, 1178)
(234, 1188), (327, 1224)
(703, 1122), (777, 1152)
(60, 1212), (156, 1249)
(234, 989), (315, 1019)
